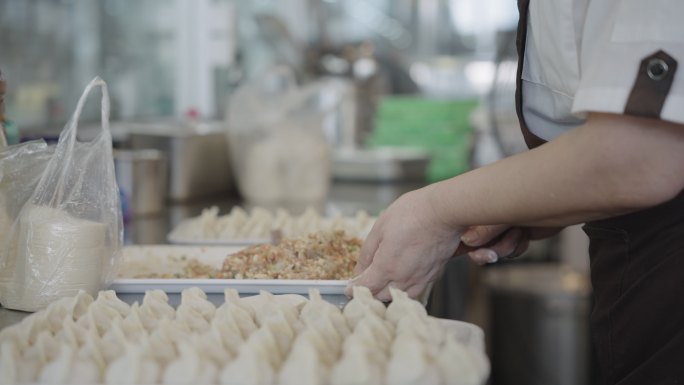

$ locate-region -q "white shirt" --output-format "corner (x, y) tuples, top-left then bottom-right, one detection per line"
(522, 0), (684, 142)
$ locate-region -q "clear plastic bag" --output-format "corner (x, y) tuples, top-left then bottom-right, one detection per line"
(226, 67), (332, 205)
(0, 77), (122, 312)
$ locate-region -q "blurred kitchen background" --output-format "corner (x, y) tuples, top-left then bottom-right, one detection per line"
(0, 0), (596, 384)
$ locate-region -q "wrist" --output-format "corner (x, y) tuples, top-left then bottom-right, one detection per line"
(424, 182), (461, 232)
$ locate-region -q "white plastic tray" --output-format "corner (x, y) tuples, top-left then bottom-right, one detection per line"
(111, 245), (350, 307)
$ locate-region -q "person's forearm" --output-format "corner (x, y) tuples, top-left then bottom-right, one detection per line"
(427, 113), (684, 228)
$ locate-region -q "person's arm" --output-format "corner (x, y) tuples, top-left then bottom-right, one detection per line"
(429, 112), (684, 228)
(350, 112), (684, 300)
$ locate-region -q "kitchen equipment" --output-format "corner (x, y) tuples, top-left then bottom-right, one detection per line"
(128, 121), (233, 202)
(114, 149), (167, 217)
(485, 264), (592, 385)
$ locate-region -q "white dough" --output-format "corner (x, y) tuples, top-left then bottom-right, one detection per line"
(0, 205), (108, 312)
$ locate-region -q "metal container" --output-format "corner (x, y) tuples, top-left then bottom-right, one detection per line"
(485, 264), (592, 385)
(128, 121), (233, 202)
(114, 149), (167, 217)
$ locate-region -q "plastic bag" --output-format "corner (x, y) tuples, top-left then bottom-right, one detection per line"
(0, 77), (122, 312)
(226, 67), (332, 205)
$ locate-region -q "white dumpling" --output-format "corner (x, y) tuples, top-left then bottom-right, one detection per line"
(352, 312), (394, 351)
(55, 317), (89, 348)
(386, 334), (441, 385)
(140, 289), (175, 321)
(105, 344), (160, 385)
(139, 327), (178, 365)
(223, 288), (255, 319)
(330, 334), (385, 385)
(39, 344), (101, 385)
(215, 300), (258, 340)
(211, 314), (248, 356)
(76, 326), (107, 371)
(162, 341), (220, 385)
(384, 287), (428, 326)
(343, 286), (386, 329)
(94, 290), (131, 318)
(176, 302), (211, 334)
(438, 332), (490, 385)
(260, 311), (296, 357)
(99, 319), (129, 363)
(0, 319), (35, 353)
(195, 327), (233, 365)
(395, 312), (445, 346)
(278, 332), (329, 385)
(301, 312), (343, 355)
(243, 326), (282, 369)
(180, 287), (216, 321)
(0, 341), (40, 384)
(220, 342), (275, 385)
(119, 303), (148, 338)
(241, 291), (303, 330)
(301, 289), (350, 338)
(23, 330), (59, 367)
(76, 302), (123, 336)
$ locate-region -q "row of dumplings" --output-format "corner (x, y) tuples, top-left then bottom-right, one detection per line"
(174, 206), (375, 241)
(0, 286), (488, 385)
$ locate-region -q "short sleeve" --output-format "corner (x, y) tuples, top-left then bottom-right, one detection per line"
(572, 0), (684, 124)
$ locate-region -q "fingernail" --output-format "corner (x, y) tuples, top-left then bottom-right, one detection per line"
(485, 249), (498, 263)
(461, 232), (477, 244)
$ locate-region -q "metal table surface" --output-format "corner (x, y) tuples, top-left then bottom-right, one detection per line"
(0, 180), (426, 329)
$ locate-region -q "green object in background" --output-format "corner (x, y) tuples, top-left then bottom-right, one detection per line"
(368, 96), (477, 182)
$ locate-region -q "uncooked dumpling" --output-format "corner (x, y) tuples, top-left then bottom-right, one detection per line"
(39, 344), (101, 385)
(343, 286), (385, 329)
(162, 341), (219, 385)
(386, 333), (441, 385)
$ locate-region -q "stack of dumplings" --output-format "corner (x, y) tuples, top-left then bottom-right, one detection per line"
(0, 286), (488, 385)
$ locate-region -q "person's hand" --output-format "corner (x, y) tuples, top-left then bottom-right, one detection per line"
(457, 225), (563, 264)
(347, 189), (465, 301)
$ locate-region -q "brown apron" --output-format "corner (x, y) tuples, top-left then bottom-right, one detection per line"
(515, 1), (684, 384)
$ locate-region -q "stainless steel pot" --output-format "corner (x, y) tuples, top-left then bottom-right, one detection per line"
(114, 149), (167, 217)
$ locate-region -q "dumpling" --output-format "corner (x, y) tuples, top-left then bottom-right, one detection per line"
(223, 288), (255, 319)
(93, 290), (131, 318)
(438, 332), (490, 385)
(23, 330), (59, 367)
(0, 341), (40, 384)
(99, 318), (129, 363)
(215, 301), (258, 340)
(300, 312), (344, 354)
(104, 344), (160, 385)
(384, 287), (428, 326)
(395, 312), (445, 346)
(76, 326), (107, 371)
(180, 287), (216, 321)
(139, 327), (178, 365)
(55, 317), (89, 348)
(38, 344), (101, 385)
(385, 333), (441, 385)
(76, 301), (124, 336)
(300, 289), (350, 338)
(352, 312), (394, 351)
(278, 332), (329, 385)
(329, 334), (385, 385)
(220, 342), (275, 385)
(242, 326), (282, 369)
(260, 311), (296, 357)
(343, 286), (386, 329)
(176, 302), (211, 334)
(211, 313), (248, 356)
(240, 291), (303, 330)
(162, 341), (220, 385)
(195, 327), (233, 365)
(140, 289), (175, 321)
(119, 303), (148, 338)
